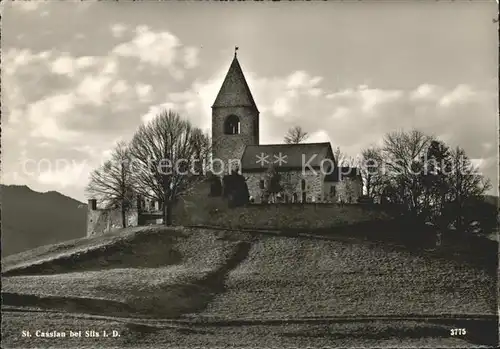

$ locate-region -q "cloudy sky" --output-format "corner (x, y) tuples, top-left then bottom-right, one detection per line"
(1, 1), (498, 202)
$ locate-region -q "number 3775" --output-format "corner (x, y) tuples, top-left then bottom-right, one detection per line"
(450, 328), (467, 336)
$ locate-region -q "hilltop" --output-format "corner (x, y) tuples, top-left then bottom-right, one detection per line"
(2, 225), (497, 347)
(0, 185), (87, 256)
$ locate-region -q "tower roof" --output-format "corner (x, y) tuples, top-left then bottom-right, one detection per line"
(212, 55), (259, 112)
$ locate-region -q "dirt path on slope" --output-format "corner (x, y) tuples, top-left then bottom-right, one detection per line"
(2, 239), (253, 320)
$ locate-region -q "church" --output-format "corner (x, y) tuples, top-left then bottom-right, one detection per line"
(86, 51), (364, 237)
(211, 51), (362, 204)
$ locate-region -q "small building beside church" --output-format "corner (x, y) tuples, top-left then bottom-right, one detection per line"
(211, 52), (362, 204)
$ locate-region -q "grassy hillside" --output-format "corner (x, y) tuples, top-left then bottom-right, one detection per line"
(201, 235), (496, 320)
(2, 225), (497, 347)
(1, 185), (87, 257)
(2, 226), (252, 318)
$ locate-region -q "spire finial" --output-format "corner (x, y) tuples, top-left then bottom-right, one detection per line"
(234, 46), (239, 58)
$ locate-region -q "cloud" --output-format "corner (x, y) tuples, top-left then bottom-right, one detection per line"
(439, 84), (478, 107)
(3, 45), (181, 142)
(135, 83), (153, 102)
(272, 97), (291, 117)
(51, 54), (78, 77)
(110, 23), (127, 38)
(359, 88), (403, 112)
(410, 84), (441, 101)
(113, 25), (179, 67)
(2, 121), (125, 200)
(51, 54), (104, 78)
(111, 79), (130, 95)
(325, 86), (404, 113)
(101, 59), (118, 75)
(183, 46), (200, 69)
(76, 75), (113, 106)
(157, 71), (229, 132)
(154, 69), (496, 188)
(2, 37), (496, 200)
(37, 160), (91, 188)
(140, 102), (177, 124)
(76, 56), (98, 69)
(246, 71), (328, 123)
(253, 74), (494, 183)
(307, 130), (330, 143)
(14, 1), (42, 12)
(111, 25), (201, 81)
(2, 48), (51, 76)
(27, 93), (81, 141)
(331, 106), (350, 120)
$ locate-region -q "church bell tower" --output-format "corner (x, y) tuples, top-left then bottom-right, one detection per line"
(211, 49), (259, 175)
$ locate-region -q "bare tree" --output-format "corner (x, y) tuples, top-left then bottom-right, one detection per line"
(360, 147), (385, 199)
(86, 141), (136, 228)
(363, 129), (491, 231)
(380, 129), (434, 216)
(284, 126), (309, 144)
(447, 147), (491, 230)
(419, 140), (452, 224)
(129, 109), (211, 226)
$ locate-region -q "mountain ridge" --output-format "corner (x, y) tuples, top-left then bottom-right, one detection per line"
(1, 184), (87, 257)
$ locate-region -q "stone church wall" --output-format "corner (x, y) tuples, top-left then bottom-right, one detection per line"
(244, 169), (362, 203)
(176, 201), (389, 230)
(86, 197), (162, 237)
(87, 176), (369, 235)
(87, 208), (139, 237)
(171, 174), (376, 231)
(323, 178), (363, 204)
(337, 178), (363, 203)
(245, 169), (325, 203)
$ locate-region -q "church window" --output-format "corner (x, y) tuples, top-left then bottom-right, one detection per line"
(224, 115), (241, 135)
(301, 179), (306, 191)
(259, 179), (265, 189)
(292, 193), (298, 203)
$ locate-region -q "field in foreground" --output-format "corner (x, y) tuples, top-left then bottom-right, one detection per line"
(1, 226), (497, 348)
